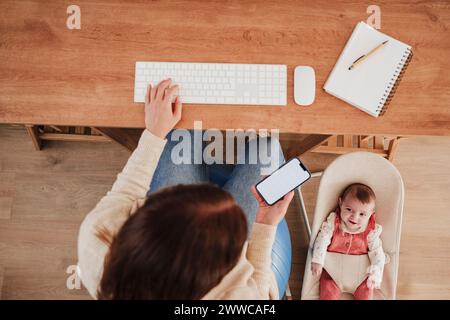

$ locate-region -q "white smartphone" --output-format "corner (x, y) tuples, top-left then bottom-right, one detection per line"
(255, 158), (311, 205)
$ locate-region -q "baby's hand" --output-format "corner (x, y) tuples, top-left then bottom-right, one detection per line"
(367, 277), (379, 289)
(311, 262), (323, 277)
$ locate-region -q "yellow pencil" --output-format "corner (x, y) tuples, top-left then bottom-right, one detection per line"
(348, 40), (389, 70)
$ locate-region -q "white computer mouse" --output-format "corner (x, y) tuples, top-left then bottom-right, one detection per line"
(294, 66), (315, 106)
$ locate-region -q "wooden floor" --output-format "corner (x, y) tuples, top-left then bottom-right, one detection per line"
(0, 125), (449, 299)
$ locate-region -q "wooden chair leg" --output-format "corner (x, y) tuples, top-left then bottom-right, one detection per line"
(310, 134), (404, 160)
(374, 136), (384, 150)
(327, 136), (337, 147)
(359, 135), (369, 148)
(387, 137), (401, 162)
(25, 124), (42, 150)
(343, 135), (353, 148)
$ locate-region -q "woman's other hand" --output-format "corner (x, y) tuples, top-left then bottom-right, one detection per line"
(144, 79), (182, 139)
(250, 185), (294, 226)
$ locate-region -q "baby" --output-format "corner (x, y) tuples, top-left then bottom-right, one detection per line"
(311, 183), (385, 300)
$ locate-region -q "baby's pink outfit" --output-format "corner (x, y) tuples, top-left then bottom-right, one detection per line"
(320, 209), (376, 300)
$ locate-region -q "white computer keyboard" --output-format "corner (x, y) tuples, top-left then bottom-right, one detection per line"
(134, 62), (287, 106)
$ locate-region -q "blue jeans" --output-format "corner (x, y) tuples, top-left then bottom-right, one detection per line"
(148, 130), (292, 298)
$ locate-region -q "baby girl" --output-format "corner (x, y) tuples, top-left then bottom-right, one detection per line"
(311, 183), (385, 300)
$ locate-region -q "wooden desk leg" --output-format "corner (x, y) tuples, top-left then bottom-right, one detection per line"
(25, 124), (42, 150)
(93, 127), (139, 152)
(296, 134), (332, 156)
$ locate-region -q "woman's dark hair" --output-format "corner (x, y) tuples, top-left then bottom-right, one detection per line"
(96, 183), (248, 300)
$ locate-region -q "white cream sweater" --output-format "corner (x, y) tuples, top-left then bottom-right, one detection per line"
(77, 129), (279, 299)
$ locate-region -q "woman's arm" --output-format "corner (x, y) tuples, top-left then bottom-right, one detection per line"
(78, 80), (182, 298)
(89, 79), (182, 212)
(77, 129), (167, 297)
(246, 186), (294, 299)
(246, 223), (279, 299)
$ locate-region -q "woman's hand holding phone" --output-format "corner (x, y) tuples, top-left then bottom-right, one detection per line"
(251, 185), (294, 226)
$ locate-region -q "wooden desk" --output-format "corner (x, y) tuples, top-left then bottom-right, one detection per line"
(0, 0), (449, 138)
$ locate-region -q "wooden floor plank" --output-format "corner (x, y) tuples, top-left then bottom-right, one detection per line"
(11, 172), (118, 222)
(0, 265), (4, 299)
(0, 172), (15, 220)
(2, 268), (89, 300)
(392, 136), (450, 300)
(0, 125), (130, 175)
(0, 197), (13, 220)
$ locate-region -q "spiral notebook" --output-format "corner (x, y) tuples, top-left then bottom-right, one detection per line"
(324, 22), (412, 117)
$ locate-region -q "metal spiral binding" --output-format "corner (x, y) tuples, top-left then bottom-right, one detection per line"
(375, 48), (413, 116)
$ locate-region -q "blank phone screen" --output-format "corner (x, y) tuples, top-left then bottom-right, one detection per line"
(256, 159), (310, 205)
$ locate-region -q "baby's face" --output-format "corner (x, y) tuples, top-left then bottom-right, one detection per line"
(339, 195), (375, 232)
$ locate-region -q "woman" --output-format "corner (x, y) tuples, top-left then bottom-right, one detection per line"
(78, 79), (294, 299)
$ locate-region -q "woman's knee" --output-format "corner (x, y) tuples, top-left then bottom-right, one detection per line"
(271, 219), (292, 297)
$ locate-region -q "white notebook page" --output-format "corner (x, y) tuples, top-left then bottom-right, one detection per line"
(324, 22), (411, 117)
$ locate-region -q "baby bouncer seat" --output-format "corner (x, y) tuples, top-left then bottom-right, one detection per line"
(301, 152), (404, 299)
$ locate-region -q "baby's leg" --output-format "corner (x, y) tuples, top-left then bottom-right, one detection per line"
(319, 270), (341, 300)
(353, 278), (374, 300)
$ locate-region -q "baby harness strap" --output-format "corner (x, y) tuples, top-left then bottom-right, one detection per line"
(324, 252), (371, 293)
(323, 209), (376, 293)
